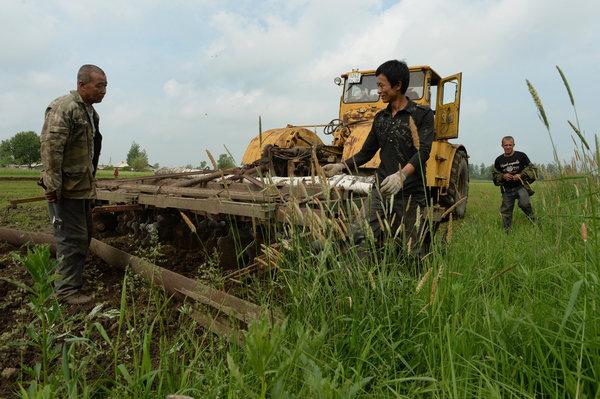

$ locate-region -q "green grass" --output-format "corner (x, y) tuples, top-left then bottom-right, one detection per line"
(0, 167), (152, 179)
(0, 168), (152, 230)
(0, 180), (45, 206)
(0, 168), (41, 177)
(0, 180), (48, 230)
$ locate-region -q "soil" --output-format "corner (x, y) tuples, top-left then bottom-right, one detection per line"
(0, 228), (230, 396)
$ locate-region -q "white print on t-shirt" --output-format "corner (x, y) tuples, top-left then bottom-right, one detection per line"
(499, 160), (522, 173)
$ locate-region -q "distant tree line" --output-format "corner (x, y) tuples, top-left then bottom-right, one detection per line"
(0, 132), (237, 172)
(184, 153), (236, 170)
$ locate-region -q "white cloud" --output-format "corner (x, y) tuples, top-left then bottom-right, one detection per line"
(462, 97), (489, 117)
(163, 79), (182, 97)
(1, 0), (599, 167)
(0, 1), (59, 67)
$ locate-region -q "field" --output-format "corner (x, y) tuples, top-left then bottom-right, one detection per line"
(0, 165), (598, 398)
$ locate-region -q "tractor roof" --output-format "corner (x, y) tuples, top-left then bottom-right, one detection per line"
(342, 65), (442, 85)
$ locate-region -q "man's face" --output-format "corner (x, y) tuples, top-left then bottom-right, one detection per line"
(502, 139), (515, 156)
(376, 74), (401, 103)
(78, 72), (107, 104)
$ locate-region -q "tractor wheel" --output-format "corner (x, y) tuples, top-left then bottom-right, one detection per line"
(442, 150), (469, 219)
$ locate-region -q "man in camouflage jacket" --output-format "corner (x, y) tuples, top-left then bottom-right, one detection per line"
(40, 64), (107, 304)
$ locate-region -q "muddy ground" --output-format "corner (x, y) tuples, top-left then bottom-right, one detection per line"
(0, 243), (112, 393)
(0, 224), (225, 395)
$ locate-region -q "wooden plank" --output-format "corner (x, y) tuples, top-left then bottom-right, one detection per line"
(96, 190), (139, 203)
(136, 194), (275, 219)
(96, 182), (276, 202)
(89, 237), (269, 324)
(206, 181), (263, 192)
(9, 195), (46, 208)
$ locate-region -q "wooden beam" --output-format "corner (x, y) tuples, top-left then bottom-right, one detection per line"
(96, 183), (276, 202)
(136, 194), (276, 219)
(8, 195), (46, 208)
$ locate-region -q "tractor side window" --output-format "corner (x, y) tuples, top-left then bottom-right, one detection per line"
(442, 80), (458, 104)
(406, 71), (425, 100)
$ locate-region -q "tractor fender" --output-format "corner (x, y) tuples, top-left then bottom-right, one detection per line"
(426, 142), (467, 189)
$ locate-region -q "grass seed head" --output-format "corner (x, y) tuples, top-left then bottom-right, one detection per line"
(416, 269), (432, 293)
(526, 79), (550, 130)
(179, 211), (196, 234)
(568, 120), (590, 150)
(556, 65), (575, 106)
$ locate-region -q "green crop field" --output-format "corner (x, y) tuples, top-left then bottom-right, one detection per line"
(0, 169), (150, 231)
(0, 167), (151, 179)
(1, 173), (598, 398)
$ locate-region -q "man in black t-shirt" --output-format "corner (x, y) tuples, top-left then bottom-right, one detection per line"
(492, 136), (536, 231)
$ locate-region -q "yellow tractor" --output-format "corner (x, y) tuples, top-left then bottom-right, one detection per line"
(241, 65), (469, 218)
(90, 66), (467, 266)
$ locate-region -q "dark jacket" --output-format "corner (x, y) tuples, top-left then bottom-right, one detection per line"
(344, 99), (434, 193)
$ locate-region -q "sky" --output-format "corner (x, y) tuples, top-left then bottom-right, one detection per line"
(1, 0), (598, 168)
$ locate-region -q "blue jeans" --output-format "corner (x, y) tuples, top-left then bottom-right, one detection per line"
(48, 198), (93, 295)
(500, 186), (534, 230)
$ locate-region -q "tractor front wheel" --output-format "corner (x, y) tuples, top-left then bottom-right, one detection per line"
(442, 150), (469, 219)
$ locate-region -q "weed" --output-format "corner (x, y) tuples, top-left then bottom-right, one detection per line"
(11, 246), (62, 389)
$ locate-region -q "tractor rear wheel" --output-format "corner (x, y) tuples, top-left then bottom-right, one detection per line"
(442, 150), (469, 219)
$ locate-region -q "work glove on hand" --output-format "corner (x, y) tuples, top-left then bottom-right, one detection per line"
(322, 163), (345, 177)
(380, 171), (406, 195)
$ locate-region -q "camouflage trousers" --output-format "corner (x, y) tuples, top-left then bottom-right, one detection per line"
(351, 189), (432, 259)
(500, 186), (534, 231)
(48, 198), (93, 296)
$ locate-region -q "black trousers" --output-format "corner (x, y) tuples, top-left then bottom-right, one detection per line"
(352, 188), (431, 257)
(500, 186), (534, 230)
(48, 198), (93, 295)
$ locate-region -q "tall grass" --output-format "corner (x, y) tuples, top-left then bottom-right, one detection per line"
(7, 67), (599, 397)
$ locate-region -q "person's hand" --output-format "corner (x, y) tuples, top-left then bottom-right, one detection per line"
(45, 190), (58, 203)
(503, 173), (514, 181)
(322, 163), (345, 177)
(380, 171), (407, 195)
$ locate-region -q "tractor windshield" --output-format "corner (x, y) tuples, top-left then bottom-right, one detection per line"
(343, 75), (379, 103)
(343, 71), (426, 103)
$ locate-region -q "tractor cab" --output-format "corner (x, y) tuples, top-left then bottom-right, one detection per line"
(334, 66), (462, 148)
